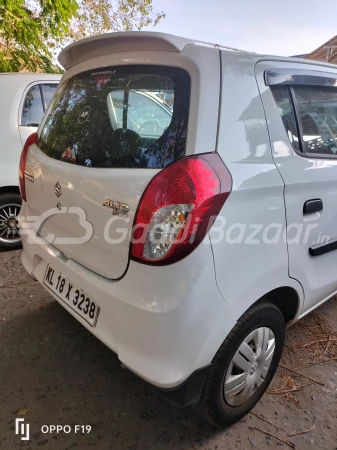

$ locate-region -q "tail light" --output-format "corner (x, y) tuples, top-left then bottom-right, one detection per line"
(19, 132), (38, 201)
(131, 153), (232, 265)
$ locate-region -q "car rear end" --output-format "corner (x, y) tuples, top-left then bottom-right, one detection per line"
(19, 32), (236, 401)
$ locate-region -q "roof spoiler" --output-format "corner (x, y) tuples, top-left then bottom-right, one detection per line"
(58, 32), (194, 70)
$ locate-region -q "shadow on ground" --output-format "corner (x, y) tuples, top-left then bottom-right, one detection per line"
(1, 250), (336, 450)
(0, 301), (224, 449)
(0, 245), (21, 253)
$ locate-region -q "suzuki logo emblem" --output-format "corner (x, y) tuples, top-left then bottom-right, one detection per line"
(54, 181), (62, 197)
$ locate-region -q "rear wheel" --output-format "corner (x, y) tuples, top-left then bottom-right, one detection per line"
(199, 302), (285, 427)
(0, 193), (22, 251)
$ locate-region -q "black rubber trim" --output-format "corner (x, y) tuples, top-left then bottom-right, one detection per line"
(39, 84), (46, 112)
(154, 364), (212, 407)
(303, 199), (323, 215)
(265, 68), (337, 87)
(309, 238), (337, 256)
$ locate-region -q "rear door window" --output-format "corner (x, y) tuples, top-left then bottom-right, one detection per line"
(293, 86), (337, 155)
(271, 83), (337, 156)
(39, 66), (190, 168)
(41, 84), (58, 110)
(21, 84), (44, 127)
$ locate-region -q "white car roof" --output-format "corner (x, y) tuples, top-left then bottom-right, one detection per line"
(0, 73), (61, 79)
(58, 31), (337, 74)
(0, 73), (62, 89)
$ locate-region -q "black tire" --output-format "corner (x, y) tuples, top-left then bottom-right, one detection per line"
(0, 193), (22, 251)
(199, 302), (285, 427)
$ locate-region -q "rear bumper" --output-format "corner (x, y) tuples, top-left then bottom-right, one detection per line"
(19, 202), (236, 392)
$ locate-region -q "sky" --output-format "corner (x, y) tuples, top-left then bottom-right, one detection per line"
(145, 0), (336, 56)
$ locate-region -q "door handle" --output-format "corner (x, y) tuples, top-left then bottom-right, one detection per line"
(303, 199), (323, 215)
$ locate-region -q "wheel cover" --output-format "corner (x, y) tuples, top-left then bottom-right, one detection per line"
(0, 203), (21, 244)
(223, 327), (275, 407)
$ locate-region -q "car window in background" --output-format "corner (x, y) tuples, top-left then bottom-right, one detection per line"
(21, 84), (44, 127)
(108, 90), (172, 138)
(42, 84), (58, 110)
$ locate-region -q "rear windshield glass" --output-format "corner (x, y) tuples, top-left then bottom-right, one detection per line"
(38, 65), (190, 168)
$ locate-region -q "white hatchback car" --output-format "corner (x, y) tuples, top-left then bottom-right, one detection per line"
(0, 73), (60, 250)
(19, 32), (337, 426)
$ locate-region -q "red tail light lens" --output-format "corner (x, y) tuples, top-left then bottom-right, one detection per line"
(131, 153), (232, 265)
(19, 132), (38, 202)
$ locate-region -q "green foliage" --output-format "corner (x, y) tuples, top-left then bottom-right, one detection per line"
(0, 0), (78, 72)
(0, 0), (165, 73)
(70, 0), (165, 42)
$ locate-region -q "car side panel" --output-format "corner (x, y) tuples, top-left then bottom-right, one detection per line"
(0, 78), (24, 188)
(256, 60), (337, 315)
(210, 52), (304, 319)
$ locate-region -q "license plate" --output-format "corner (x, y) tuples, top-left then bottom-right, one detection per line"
(43, 264), (100, 327)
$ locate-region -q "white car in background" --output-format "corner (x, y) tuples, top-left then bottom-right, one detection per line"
(0, 73), (60, 250)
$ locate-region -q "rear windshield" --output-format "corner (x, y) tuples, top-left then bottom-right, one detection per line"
(38, 65), (190, 168)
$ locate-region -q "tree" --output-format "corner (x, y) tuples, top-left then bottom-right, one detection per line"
(0, 0), (165, 73)
(0, 0), (78, 72)
(70, 0), (165, 42)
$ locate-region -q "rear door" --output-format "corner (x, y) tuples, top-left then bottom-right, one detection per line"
(256, 61), (337, 314)
(25, 65), (193, 279)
